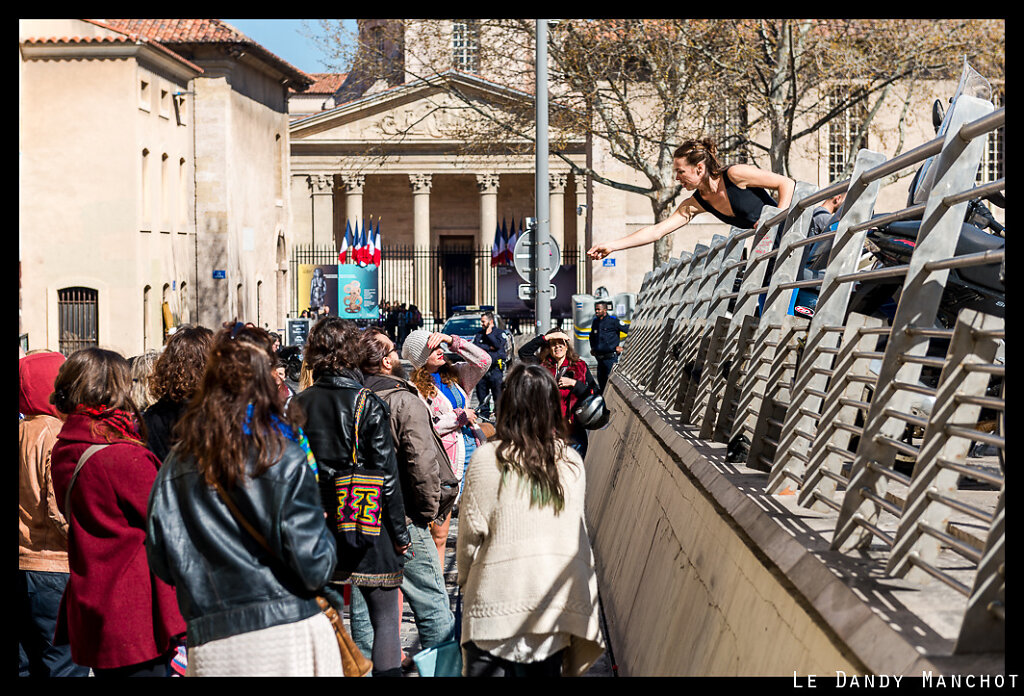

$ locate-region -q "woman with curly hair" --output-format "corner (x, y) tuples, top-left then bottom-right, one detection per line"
(457, 363), (605, 676)
(49, 348), (186, 676)
(401, 329), (491, 569)
(143, 325), (214, 462)
(146, 322), (339, 676)
(129, 351), (160, 411)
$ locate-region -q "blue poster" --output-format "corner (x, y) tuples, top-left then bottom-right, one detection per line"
(336, 263), (379, 320)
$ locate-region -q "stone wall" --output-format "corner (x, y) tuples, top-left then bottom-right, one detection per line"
(582, 374), (1001, 677)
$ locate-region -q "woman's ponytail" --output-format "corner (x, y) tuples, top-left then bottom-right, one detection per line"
(674, 137), (725, 178)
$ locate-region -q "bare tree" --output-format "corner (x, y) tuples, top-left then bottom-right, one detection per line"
(306, 19), (1004, 269)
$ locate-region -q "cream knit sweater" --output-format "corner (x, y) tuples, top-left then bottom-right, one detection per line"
(456, 440), (605, 676)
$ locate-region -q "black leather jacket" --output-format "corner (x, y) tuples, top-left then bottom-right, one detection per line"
(292, 371), (410, 584)
(145, 440), (337, 647)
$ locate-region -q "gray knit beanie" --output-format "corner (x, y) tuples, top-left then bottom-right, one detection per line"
(401, 329), (434, 369)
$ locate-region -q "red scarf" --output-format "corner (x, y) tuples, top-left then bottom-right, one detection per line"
(76, 405), (144, 445)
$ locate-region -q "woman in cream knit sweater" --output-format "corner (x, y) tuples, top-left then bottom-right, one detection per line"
(456, 363), (605, 677)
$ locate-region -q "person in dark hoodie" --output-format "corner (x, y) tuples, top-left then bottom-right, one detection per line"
(49, 348), (186, 677)
(143, 325), (214, 462)
(19, 350), (90, 677)
(357, 327), (458, 668)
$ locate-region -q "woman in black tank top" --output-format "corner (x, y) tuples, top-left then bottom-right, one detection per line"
(587, 138), (794, 260)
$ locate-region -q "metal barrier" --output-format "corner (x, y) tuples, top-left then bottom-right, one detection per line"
(614, 98), (1005, 654)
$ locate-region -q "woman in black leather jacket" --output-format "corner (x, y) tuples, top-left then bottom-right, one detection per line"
(291, 317), (411, 678)
(145, 323), (341, 676)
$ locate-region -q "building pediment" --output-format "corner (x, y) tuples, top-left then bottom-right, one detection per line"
(290, 72), (582, 152)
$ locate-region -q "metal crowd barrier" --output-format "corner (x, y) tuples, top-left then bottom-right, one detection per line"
(614, 97), (1005, 654)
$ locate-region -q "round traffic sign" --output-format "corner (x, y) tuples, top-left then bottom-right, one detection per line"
(512, 230), (561, 283)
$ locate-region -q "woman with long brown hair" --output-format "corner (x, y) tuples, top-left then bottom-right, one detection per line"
(457, 363), (605, 676)
(143, 325), (214, 462)
(587, 137), (794, 260)
(146, 322), (340, 676)
(291, 317), (411, 677)
(49, 348), (186, 677)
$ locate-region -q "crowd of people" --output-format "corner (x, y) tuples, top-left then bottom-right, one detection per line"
(21, 134), (802, 678)
(19, 315), (609, 678)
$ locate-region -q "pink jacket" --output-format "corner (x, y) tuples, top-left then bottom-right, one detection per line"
(418, 335), (491, 478)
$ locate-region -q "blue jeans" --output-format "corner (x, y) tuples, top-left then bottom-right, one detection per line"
(18, 570), (90, 677)
(459, 429), (478, 497)
(350, 523), (455, 654)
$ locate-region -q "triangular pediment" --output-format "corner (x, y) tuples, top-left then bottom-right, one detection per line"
(290, 72), (579, 149)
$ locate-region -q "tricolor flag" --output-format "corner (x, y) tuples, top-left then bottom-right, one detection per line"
(491, 219), (503, 267)
(366, 216), (376, 267)
(505, 217), (519, 266)
(354, 219), (365, 266)
(339, 220), (352, 263)
(373, 218), (382, 266)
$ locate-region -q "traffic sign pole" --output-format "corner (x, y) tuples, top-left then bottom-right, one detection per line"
(534, 19), (552, 335)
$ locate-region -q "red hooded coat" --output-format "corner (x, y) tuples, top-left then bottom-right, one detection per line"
(50, 413), (185, 669)
(19, 352), (70, 572)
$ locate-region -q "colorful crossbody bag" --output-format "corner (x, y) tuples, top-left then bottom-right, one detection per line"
(329, 388), (386, 551)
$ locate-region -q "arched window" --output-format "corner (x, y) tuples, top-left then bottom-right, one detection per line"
(141, 148), (151, 226)
(57, 287), (98, 356)
(143, 285), (152, 351)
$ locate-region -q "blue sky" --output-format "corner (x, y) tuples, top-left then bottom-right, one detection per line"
(222, 19), (356, 74)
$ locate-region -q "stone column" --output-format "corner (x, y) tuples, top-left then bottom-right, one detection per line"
(476, 173), (500, 305)
(409, 174), (433, 320)
(548, 172), (568, 251)
(341, 174), (365, 245)
(308, 174), (335, 248)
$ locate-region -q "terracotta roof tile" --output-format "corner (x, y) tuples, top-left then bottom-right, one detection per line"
(23, 22), (204, 74)
(99, 19), (312, 86)
(295, 73), (348, 94)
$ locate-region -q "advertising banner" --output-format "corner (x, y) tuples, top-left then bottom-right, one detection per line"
(297, 264), (339, 315)
(336, 263), (380, 320)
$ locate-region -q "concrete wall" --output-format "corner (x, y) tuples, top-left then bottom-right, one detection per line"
(584, 374), (965, 677)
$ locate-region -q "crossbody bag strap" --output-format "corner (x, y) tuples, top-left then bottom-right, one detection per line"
(64, 444), (109, 519)
(213, 481), (273, 553)
(350, 388), (370, 464)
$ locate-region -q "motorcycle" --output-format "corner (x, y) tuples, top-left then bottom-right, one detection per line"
(789, 60), (1004, 476)
(791, 59), (1004, 327)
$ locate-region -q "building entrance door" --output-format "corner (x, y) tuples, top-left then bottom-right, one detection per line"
(439, 236), (475, 320)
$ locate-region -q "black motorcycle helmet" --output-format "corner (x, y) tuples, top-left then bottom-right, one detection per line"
(574, 392), (611, 430)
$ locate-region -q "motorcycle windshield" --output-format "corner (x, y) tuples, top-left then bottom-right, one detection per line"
(911, 59), (993, 205)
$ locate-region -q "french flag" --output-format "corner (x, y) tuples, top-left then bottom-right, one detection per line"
(373, 218), (382, 266)
(338, 220), (352, 263)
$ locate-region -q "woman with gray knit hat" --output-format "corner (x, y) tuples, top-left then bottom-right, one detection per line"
(402, 329), (491, 570)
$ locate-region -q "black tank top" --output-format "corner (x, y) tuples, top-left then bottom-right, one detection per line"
(691, 166), (777, 229)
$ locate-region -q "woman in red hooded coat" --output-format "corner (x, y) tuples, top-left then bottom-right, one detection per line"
(49, 348), (185, 677)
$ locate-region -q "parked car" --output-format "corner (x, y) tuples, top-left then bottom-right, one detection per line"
(441, 305), (514, 371)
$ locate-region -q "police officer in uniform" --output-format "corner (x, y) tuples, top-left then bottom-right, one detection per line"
(589, 300), (627, 392)
(472, 311), (506, 419)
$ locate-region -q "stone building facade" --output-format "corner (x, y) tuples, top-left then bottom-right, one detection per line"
(19, 19), (312, 355)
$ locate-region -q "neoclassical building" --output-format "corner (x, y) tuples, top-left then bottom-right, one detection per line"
(289, 71), (587, 320)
